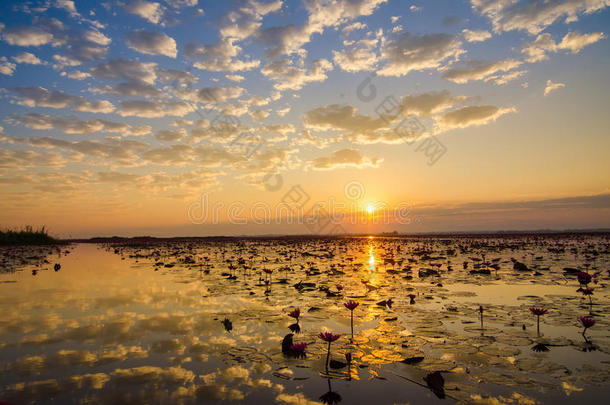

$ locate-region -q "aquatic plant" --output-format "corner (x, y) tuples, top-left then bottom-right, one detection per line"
(344, 300), (359, 338)
(288, 308), (301, 323)
(319, 331), (341, 369)
(579, 316), (595, 338)
(289, 342), (307, 358)
(529, 307), (548, 336)
(0, 226), (58, 246)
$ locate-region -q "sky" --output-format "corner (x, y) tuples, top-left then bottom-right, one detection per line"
(0, 0), (609, 238)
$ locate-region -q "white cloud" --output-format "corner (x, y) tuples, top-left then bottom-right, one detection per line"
(124, 0), (165, 24)
(333, 36), (379, 72)
(522, 31), (606, 62)
(461, 28), (492, 42)
(257, 0), (387, 58)
(155, 128), (187, 142)
(436, 105), (516, 131)
(544, 80), (565, 96)
(342, 22), (367, 35)
(219, 0), (282, 40)
(378, 31), (465, 77)
(470, 0), (610, 34)
(62, 71), (91, 80)
(118, 100), (194, 118)
(90, 59), (158, 84)
(442, 59), (522, 83)
(308, 148), (383, 170)
(185, 38), (260, 72)
(126, 30), (177, 58)
(12, 52), (44, 65)
(261, 58), (333, 91)
(2, 26), (53, 46)
(225, 74), (245, 82)
(0, 57), (16, 75)
(8, 113), (151, 136)
(10, 87), (115, 113)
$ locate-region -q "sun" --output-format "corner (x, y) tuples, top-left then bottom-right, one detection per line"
(366, 204), (375, 214)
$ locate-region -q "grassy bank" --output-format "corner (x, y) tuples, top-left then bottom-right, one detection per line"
(0, 226), (60, 246)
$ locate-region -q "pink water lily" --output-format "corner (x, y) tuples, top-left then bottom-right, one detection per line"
(319, 331), (341, 370)
(344, 301), (359, 338)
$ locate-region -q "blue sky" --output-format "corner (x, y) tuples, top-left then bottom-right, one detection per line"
(0, 0), (609, 236)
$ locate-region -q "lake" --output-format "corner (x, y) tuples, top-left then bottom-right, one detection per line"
(0, 235), (609, 404)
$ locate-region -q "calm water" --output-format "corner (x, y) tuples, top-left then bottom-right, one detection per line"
(0, 236), (609, 404)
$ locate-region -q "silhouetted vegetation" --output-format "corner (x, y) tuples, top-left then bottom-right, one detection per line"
(0, 226), (59, 246)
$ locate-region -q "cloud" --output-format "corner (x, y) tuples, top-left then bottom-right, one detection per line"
(308, 148), (383, 170)
(442, 59), (523, 84)
(225, 74), (245, 82)
(521, 31), (606, 62)
(437, 105), (516, 131)
(378, 31), (464, 76)
(12, 52), (45, 65)
(190, 120), (249, 144)
(9, 87), (115, 113)
(470, 0), (610, 34)
(261, 59), (332, 91)
(544, 79), (565, 96)
(559, 30), (606, 52)
(333, 36), (380, 72)
(155, 128), (187, 142)
(0, 57), (16, 75)
(219, 0), (283, 41)
(11, 136), (149, 165)
(342, 22), (367, 35)
(124, 0), (165, 24)
(185, 38), (260, 72)
(396, 90), (466, 117)
(90, 59), (158, 84)
(93, 81), (164, 98)
(141, 144), (241, 167)
(8, 113), (151, 136)
(256, 0), (387, 58)
(461, 29), (492, 42)
(156, 68), (198, 84)
(0, 149), (67, 169)
(303, 93), (470, 144)
(193, 86), (245, 104)
(126, 30), (177, 58)
(62, 70), (91, 80)
(117, 100), (194, 117)
(1, 26), (54, 46)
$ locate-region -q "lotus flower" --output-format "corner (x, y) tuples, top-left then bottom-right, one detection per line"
(579, 316), (595, 336)
(529, 307), (548, 335)
(319, 331), (340, 369)
(288, 308), (301, 322)
(344, 301), (359, 338)
(289, 342), (307, 358)
(344, 300), (359, 310)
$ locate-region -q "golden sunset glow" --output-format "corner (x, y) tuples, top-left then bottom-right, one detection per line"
(0, 0), (607, 237)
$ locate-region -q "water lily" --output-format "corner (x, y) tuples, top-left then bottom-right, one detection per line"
(289, 342), (307, 358)
(529, 307), (548, 336)
(319, 331), (341, 369)
(288, 308), (301, 322)
(579, 316), (595, 338)
(344, 301), (359, 338)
